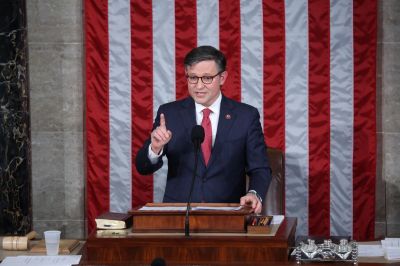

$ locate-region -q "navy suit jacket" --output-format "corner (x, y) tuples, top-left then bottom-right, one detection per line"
(136, 95), (271, 203)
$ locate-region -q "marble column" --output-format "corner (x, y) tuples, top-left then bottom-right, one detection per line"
(380, 0), (400, 237)
(0, 0), (31, 235)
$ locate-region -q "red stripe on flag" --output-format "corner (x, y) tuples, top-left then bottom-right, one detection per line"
(84, 0), (110, 233)
(219, 0), (241, 101)
(131, 0), (154, 208)
(175, 1), (197, 100)
(308, 0), (331, 237)
(353, 0), (377, 241)
(262, 0), (286, 151)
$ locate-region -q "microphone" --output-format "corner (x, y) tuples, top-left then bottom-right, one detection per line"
(191, 125), (205, 149)
(185, 125), (205, 237)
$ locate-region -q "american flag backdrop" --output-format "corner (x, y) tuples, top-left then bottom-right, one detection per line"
(84, 0), (377, 240)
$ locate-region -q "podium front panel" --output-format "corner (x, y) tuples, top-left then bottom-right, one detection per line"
(81, 217), (297, 264)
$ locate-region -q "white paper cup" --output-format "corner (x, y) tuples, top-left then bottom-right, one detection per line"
(44, 230), (61, 255)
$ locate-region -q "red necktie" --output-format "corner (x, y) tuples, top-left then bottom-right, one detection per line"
(201, 108), (212, 166)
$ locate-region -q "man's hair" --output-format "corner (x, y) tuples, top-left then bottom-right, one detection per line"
(184, 46), (227, 72)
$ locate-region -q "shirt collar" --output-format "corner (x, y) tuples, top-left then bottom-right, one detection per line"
(194, 92), (222, 115)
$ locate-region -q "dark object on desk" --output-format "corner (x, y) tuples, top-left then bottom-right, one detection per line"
(246, 215), (273, 234)
(151, 257), (166, 266)
(95, 212), (133, 229)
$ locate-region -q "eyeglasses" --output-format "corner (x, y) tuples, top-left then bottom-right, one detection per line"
(186, 71), (224, 84)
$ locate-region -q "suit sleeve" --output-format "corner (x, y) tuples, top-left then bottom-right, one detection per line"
(135, 110), (165, 175)
(245, 108), (272, 200)
(135, 140), (164, 175)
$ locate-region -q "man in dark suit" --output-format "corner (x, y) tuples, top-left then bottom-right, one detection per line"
(136, 46), (271, 213)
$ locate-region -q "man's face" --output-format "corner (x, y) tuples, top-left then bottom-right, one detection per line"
(186, 60), (227, 107)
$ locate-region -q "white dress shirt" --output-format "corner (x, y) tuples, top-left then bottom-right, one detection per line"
(194, 92), (222, 146)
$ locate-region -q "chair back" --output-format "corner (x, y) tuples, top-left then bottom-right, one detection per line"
(263, 148), (285, 215)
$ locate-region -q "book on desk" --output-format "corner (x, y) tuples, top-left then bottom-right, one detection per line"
(95, 212), (133, 230)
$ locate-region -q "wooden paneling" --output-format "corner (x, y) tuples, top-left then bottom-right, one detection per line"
(80, 218), (296, 265)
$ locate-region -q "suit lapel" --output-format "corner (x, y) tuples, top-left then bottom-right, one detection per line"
(179, 97), (197, 136)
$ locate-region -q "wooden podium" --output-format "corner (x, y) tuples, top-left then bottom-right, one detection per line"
(130, 203), (250, 233)
(80, 203), (297, 265)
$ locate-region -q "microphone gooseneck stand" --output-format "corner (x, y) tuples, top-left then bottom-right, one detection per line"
(185, 125), (205, 237)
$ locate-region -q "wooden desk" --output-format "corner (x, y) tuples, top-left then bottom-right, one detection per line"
(0, 240), (84, 261)
(80, 217), (296, 265)
(75, 262), (394, 266)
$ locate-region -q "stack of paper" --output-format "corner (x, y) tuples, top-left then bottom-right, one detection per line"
(385, 247), (400, 260)
(0, 255), (81, 266)
(357, 244), (384, 257)
(381, 238), (400, 260)
(271, 215), (284, 225)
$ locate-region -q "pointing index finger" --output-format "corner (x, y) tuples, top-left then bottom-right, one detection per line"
(160, 113), (166, 128)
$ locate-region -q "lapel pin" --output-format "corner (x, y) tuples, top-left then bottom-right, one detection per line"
(225, 114), (231, 120)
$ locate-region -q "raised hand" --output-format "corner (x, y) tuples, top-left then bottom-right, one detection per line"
(150, 113), (172, 155)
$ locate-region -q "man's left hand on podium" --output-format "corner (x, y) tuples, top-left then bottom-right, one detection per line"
(240, 192), (262, 214)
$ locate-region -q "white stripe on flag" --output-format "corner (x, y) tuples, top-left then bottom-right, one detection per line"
(240, 0), (264, 123)
(330, 0), (354, 236)
(197, 0), (219, 48)
(108, 0), (132, 212)
(284, 0), (309, 237)
(152, 0), (176, 202)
